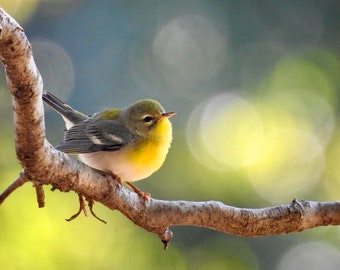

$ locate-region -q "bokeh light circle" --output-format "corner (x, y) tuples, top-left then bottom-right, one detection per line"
(152, 14), (228, 87)
(276, 242), (340, 270)
(246, 127), (325, 204)
(187, 93), (264, 171)
(32, 38), (75, 100)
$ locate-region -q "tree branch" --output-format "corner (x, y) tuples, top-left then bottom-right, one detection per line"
(0, 8), (339, 249)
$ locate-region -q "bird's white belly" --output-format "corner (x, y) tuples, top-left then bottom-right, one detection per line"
(79, 151), (155, 182)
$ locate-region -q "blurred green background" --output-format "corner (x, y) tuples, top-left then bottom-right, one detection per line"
(0, 0), (340, 269)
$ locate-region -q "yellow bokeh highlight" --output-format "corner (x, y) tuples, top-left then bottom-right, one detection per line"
(247, 50), (337, 203)
(187, 93), (265, 171)
(187, 49), (338, 203)
(264, 49), (338, 105)
(200, 93), (264, 168)
(246, 125), (324, 204)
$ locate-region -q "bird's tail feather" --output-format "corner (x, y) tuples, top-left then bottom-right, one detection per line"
(43, 91), (88, 125)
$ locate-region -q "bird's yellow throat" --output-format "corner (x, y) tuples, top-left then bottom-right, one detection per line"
(126, 118), (173, 175)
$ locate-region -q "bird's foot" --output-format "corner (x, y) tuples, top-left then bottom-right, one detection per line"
(87, 198), (107, 224)
(66, 193), (106, 224)
(95, 169), (122, 190)
(65, 193), (88, 222)
(126, 182), (151, 201)
(95, 169), (150, 201)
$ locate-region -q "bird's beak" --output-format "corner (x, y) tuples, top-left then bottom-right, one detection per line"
(161, 111), (176, 119)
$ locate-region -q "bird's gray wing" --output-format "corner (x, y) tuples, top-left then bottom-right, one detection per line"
(56, 119), (134, 153)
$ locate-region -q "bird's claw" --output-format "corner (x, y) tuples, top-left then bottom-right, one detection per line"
(65, 193), (88, 221)
(87, 198), (107, 224)
(96, 169), (151, 201)
(126, 182), (151, 202)
(66, 193), (107, 224)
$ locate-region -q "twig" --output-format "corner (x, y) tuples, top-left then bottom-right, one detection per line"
(0, 171), (29, 205)
(34, 183), (45, 208)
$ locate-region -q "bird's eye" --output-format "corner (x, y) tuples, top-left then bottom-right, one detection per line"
(143, 116), (153, 123)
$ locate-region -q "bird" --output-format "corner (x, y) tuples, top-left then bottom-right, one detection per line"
(43, 91), (175, 206)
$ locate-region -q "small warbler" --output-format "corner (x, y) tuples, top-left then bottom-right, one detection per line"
(43, 91), (175, 200)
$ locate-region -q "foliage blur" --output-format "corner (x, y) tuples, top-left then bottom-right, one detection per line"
(0, 0), (339, 269)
